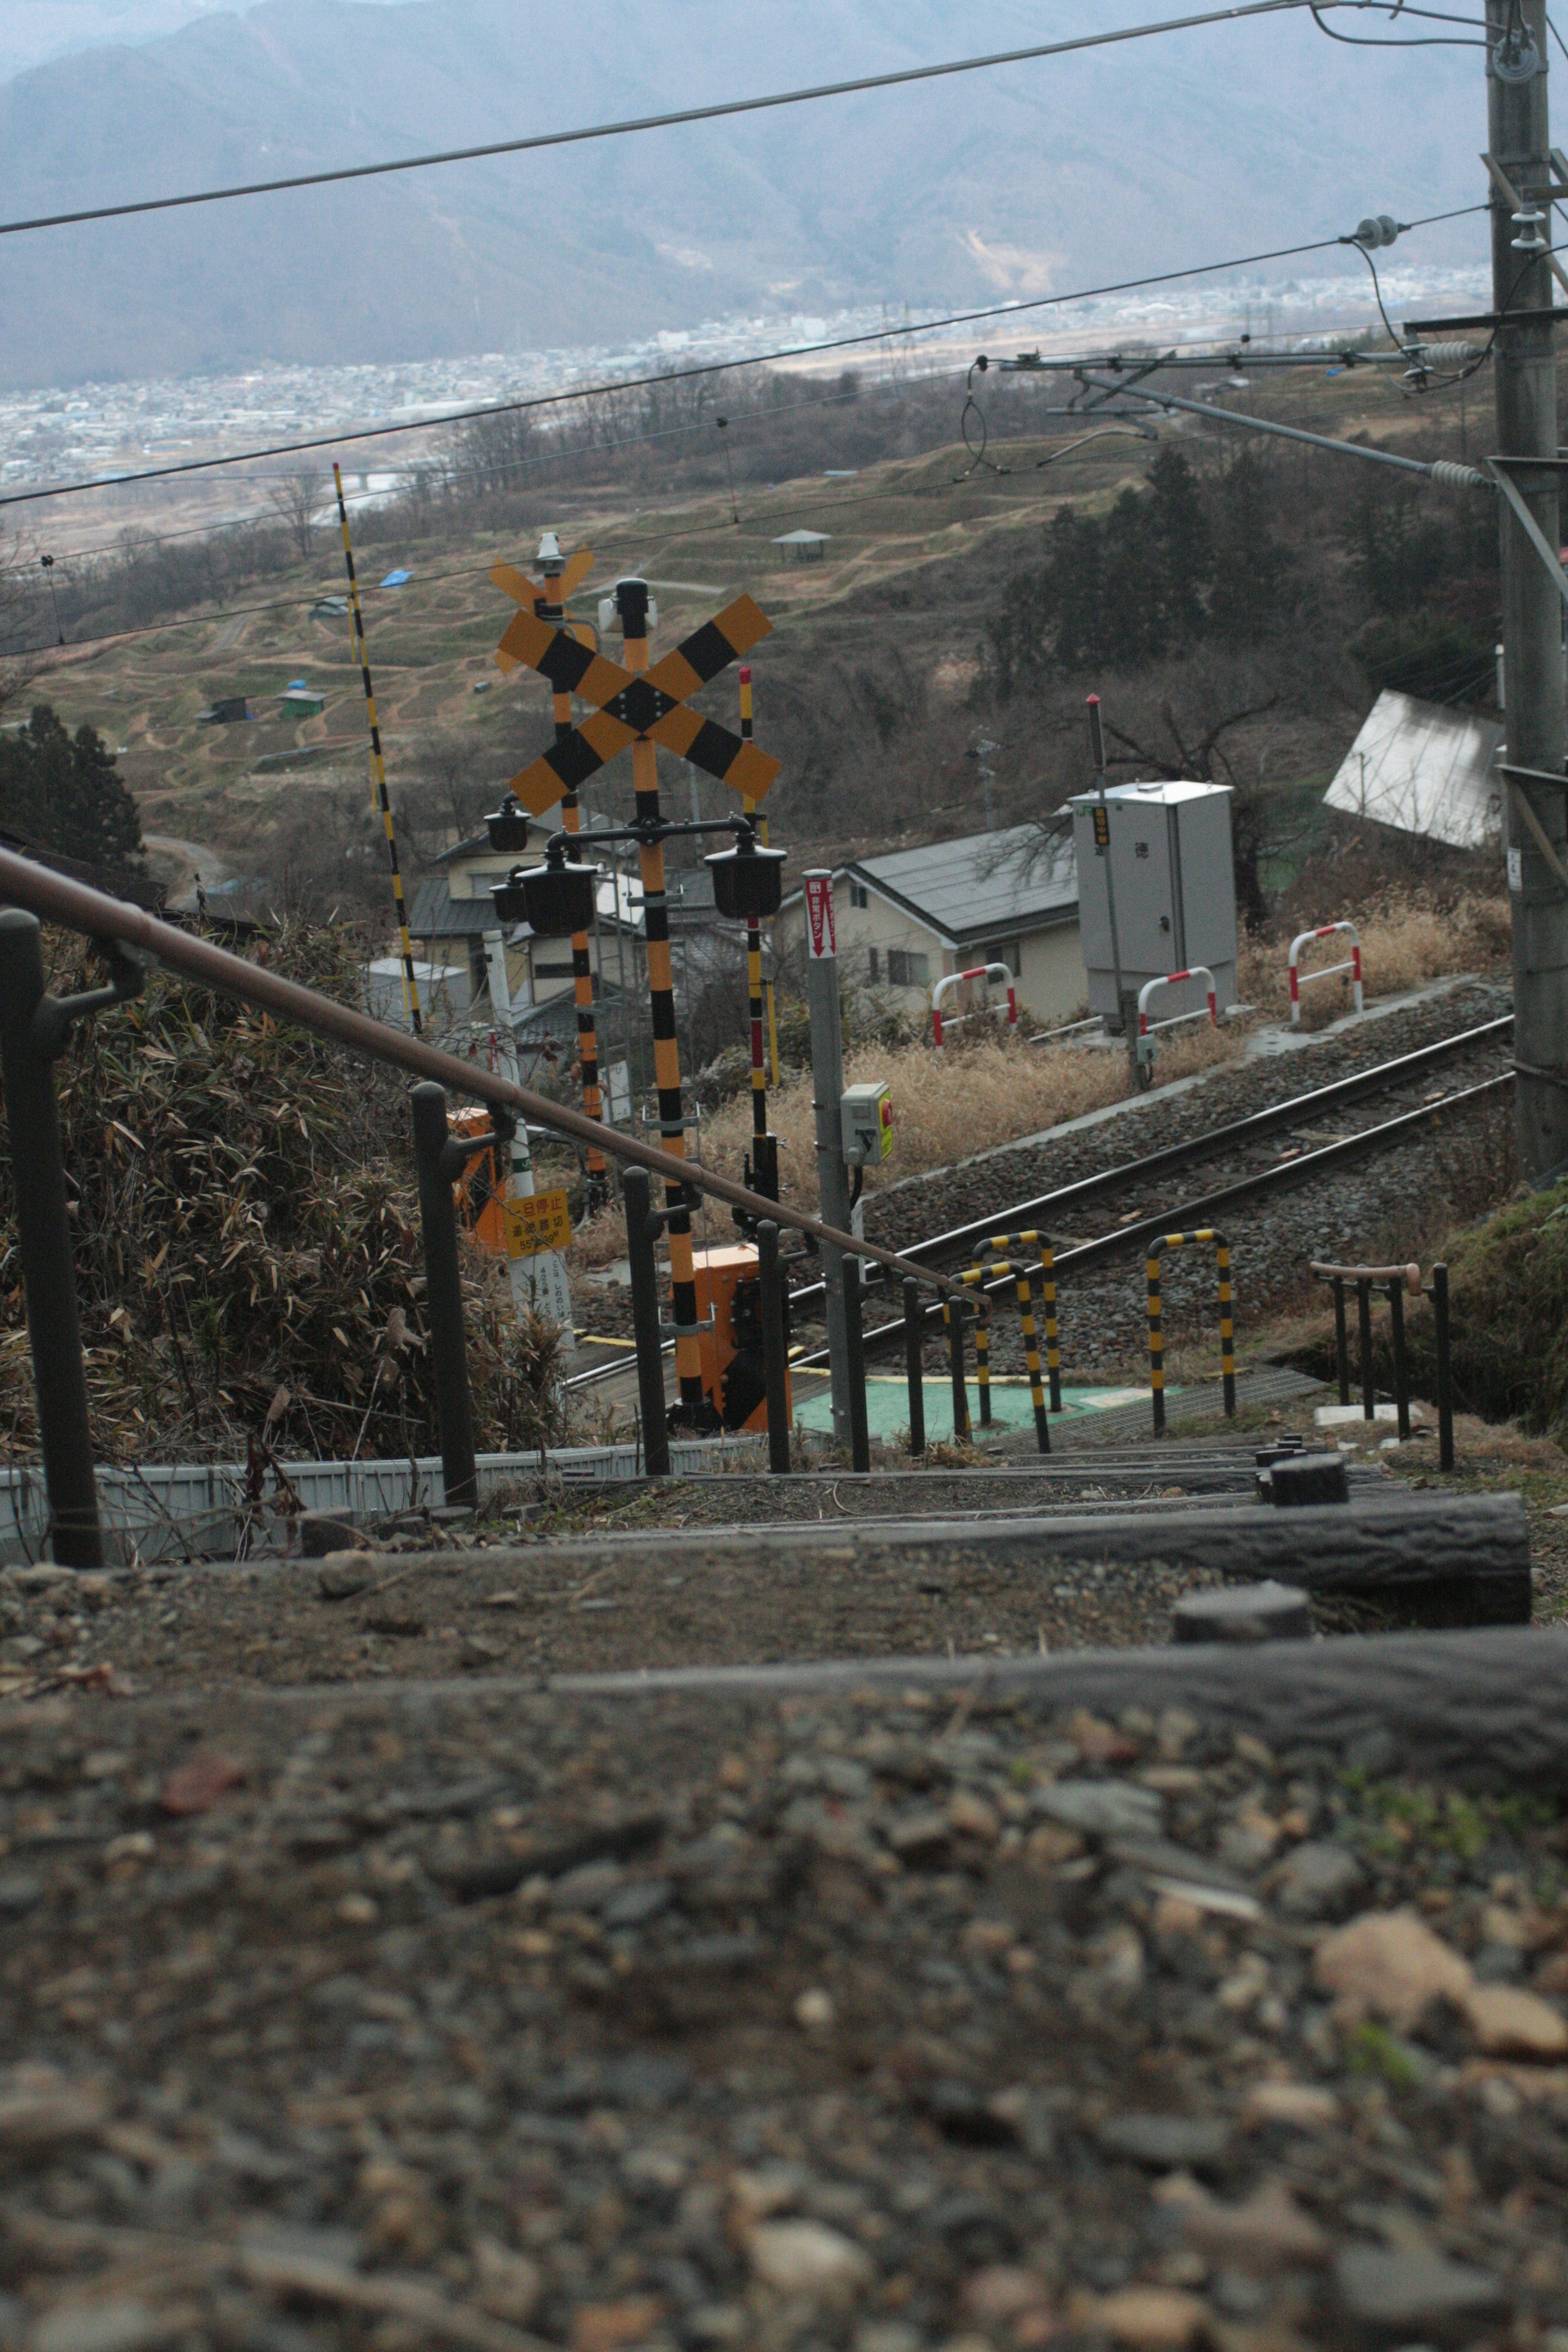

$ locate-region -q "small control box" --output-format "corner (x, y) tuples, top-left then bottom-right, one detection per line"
(841, 1081), (893, 1166)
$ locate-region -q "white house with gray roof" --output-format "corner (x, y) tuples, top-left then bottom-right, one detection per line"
(776, 824), (1082, 1027)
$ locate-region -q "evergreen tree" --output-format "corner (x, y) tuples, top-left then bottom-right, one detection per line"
(1044, 503), (1106, 670)
(1100, 487), (1167, 667)
(1208, 454), (1293, 645)
(1146, 448), (1213, 641)
(0, 704), (143, 872)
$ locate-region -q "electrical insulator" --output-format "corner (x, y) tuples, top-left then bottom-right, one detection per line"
(1511, 207), (1549, 255)
(1352, 214), (1401, 250)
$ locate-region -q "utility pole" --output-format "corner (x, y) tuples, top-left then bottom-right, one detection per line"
(1488, 0), (1568, 1179)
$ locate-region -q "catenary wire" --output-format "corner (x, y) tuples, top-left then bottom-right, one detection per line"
(0, 202), (1489, 514)
(0, 2), (1422, 241)
(1308, 2), (1486, 40)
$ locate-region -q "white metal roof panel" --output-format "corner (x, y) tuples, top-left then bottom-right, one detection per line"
(1323, 689), (1503, 851)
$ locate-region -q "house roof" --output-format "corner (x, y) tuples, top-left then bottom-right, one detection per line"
(773, 529), (831, 546)
(786, 825), (1078, 946)
(406, 877), (510, 940)
(1322, 689), (1503, 851)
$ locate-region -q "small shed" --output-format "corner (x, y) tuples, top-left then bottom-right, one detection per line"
(772, 529), (831, 564)
(310, 595), (349, 621)
(197, 697), (252, 725)
(278, 687), (325, 718)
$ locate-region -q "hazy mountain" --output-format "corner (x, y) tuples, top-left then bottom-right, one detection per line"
(0, 0), (1483, 390)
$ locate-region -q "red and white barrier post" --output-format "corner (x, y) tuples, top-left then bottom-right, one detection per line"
(1288, 922), (1363, 1025)
(1135, 967), (1219, 1070)
(932, 962), (1019, 1048)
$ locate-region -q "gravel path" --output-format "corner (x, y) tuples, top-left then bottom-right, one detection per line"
(2, 1673), (1566, 2352)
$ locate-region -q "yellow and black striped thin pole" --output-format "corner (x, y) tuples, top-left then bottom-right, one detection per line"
(1216, 1232), (1236, 1416)
(333, 463), (421, 1036)
(1148, 1250), (1165, 1435)
(974, 1290), (992, 1425)
(539, 546), (608, 1211)
(739, 665), (782, 1088)
(1013, 1265), (1051, 1455)
(739, 665), (778, 1201)
(620, 580), (710, 1425)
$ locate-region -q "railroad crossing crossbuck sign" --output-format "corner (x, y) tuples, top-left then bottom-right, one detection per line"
(492, 588), (782, 815)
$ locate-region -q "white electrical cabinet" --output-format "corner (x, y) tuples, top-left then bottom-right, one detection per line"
(1068, 779), (1239, 1025)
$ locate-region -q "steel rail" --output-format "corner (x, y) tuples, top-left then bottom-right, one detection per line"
(564, 1011), (1513, 1391)
(0, 849), (973, 1305)
(787, 1012), (1513, 1314)
(795, 1071), (1515, 1368)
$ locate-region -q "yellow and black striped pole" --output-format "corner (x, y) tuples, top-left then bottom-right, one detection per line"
(1147, 1229), (1237, 1435)
(539, 543), (609, 1213)
(1148, 1250), (1165, 1435)
(974, 1288), (992, 1425)
(332, 463), (421, 1035)
(1216, 1233), (1236, 1415)
(738, 666), (778, 1202)
(619, 579), (710, 1428)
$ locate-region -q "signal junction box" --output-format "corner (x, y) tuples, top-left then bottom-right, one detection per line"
(1069, 779), (1238, 1027)
(841, 1082), (893, 1167)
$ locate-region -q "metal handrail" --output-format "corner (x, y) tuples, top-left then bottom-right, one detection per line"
(0, 847), (970, 1306)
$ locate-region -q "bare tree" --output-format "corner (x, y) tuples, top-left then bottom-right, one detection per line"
(262, 473), (325, 559)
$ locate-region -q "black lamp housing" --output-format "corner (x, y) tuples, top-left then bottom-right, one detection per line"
(706, 828), (786, 921)
(492, 841), (596, 938)
(484, 793), (534, 853)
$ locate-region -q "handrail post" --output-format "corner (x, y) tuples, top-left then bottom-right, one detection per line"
(411, 1082), (479, 1510)
(1432, 1261), (1454, 1471)
(946, 1299), (971, 1442)
(1357, 1277), (1376, 1422)
(842, 1255), (871, 1472)
(757, 1220), (791, 1475)
(0, 911), (102, 1567)
(975, 1294), (992, 1426)
(1332, 1276), (1351, 1405)
(623, 1166), (671, 1479)
(1387, 1276), (1411, 1442)
(903, 1278), (927, 1457)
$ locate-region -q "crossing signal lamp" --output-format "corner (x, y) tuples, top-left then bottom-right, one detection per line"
(484, 792), (534, 853)
(705, 823), (786, 920)
(492, 839), (597, 936)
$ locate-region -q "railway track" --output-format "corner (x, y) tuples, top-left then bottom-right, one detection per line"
(800, 1064), (1512, 1366)
(566, 1009), (1514, 1390)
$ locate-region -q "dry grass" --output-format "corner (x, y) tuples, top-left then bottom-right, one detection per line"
(570, 1020), (1243, 1264)
(1239, 890), (1510, 1027)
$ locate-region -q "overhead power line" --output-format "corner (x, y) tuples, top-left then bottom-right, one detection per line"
(0, 201), (1488, 512)
(0, 2), (1441, 240)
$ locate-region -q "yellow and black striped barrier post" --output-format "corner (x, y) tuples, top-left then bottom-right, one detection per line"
(619, 579), (711, 1429)
(332, 463), (421, 1035)
(966, 1255), (1052, 1455)
(538, 543), (609, 1213)
(739, 665), (778, 1201)
(974, 1285), (992, 1425)
(1146, 1227), (1236, 1436)
(985, 1231), (1063, 1413)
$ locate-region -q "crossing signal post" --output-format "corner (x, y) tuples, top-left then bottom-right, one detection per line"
(333, 463), (421, 1034)
(492, 572), (781, 1434)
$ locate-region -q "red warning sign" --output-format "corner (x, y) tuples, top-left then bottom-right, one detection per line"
(805, 873), (837, 960)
